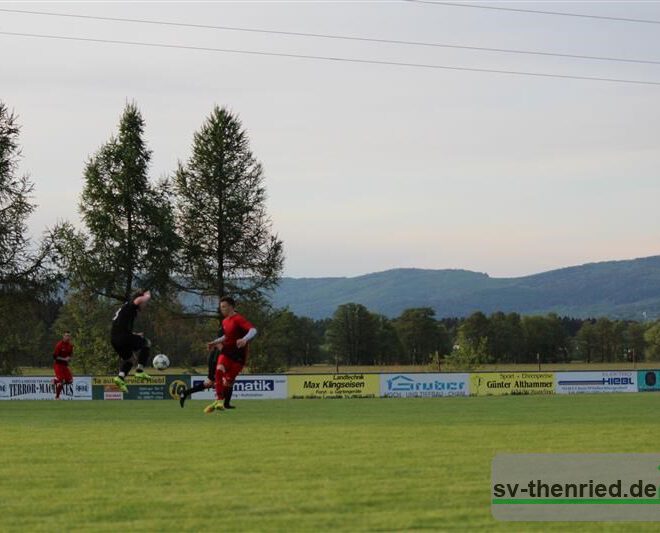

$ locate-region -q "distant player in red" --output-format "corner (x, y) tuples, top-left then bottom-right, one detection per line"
(53, 331), (74, 400)
(203, 296), (257, 413)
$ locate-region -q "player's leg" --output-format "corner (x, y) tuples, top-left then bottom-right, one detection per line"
(223, 384), (234, 408)
(204, 354), (226, 413)
(53, 378), (62, 399)
(112, 340), (133, 393)
(61, 366), (73, 398)
(53, 363), (63, 399)
(223, 360), (243, 409)
(179, 377), (213, 408)
(131, 335), (153, 381)
(179, 347), (217, 408)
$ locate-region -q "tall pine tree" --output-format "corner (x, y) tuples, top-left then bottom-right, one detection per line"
(0, 102), (54, 291)
(0, 102), (56, 373)
(54, 103), (178, 301)
(174, 106), (284, 308)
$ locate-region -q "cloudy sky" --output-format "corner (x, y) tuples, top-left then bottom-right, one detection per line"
(2, 1), (659, 278)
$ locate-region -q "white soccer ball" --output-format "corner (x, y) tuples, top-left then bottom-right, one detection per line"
(152, 354), (170, 371)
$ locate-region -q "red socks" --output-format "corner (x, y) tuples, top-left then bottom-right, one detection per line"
(214, 368), (225, 400)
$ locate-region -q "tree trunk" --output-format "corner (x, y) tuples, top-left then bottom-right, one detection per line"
(125, 196), (134, 301)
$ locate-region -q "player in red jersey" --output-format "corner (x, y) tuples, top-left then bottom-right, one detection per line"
(203, 296), (257, 413)
(52, 331), (74, 400)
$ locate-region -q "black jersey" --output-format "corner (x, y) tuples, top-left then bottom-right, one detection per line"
(111, 302), (139, 339)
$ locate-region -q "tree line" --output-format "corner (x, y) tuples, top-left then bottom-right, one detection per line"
(5, 292), (660, 373)
(323, 305), (660, 370)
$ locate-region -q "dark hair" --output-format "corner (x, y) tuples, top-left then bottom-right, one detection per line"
(131, 288), (147, 301)
(63, 331), (71, 335)
(219, 296), (236, 308)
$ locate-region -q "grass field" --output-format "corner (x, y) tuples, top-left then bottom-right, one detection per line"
(1, 395), (658, 531)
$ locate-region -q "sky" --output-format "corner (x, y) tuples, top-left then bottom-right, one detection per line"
(2, 1), (659, 279)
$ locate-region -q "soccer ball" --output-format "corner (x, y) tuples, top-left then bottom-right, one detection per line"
(152, 354), (170, 371)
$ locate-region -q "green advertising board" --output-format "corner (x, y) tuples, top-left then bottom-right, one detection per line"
(92, 375), (190, 400)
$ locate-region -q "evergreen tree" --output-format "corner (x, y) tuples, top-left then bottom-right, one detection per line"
(373, 314), (404, 365)
(174, 106), (284, 309)
(0, 102), (54, 291)
(327, 303), (377, 366)
(54, 103), (178, 301)
(394, 307), (444, 365)
(0, 103), (56, 373)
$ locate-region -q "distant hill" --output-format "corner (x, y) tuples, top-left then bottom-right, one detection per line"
(269, 256), (660, 320)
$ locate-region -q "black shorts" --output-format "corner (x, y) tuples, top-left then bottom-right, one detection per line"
(222, 346), (247, 365)
(111, 334), (148, 360)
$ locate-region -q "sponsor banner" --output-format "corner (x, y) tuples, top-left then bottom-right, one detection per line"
(555, 372), (636, 394)
(380, 373), (469, 397)
(471, 372), (555, 396)
(0, 376), (92, 400)
(637, 370), (660, 392)
(92, 375), (189, 400)
(190, 375), (288, 400)
(167, 377), (190, 400)
(288, 374), (379, 399)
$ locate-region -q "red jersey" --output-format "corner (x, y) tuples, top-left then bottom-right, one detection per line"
(221, 313), (254, 363)
(54, 340), (73, 365)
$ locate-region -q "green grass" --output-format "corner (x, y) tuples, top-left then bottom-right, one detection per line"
(1, 395), (658, 531)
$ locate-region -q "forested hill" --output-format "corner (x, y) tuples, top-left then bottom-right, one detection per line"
(270, 256), (660, 320)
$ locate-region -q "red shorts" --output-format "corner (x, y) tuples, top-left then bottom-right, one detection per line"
(216, 354), (244, 384)
(54, 363), (73, 383)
